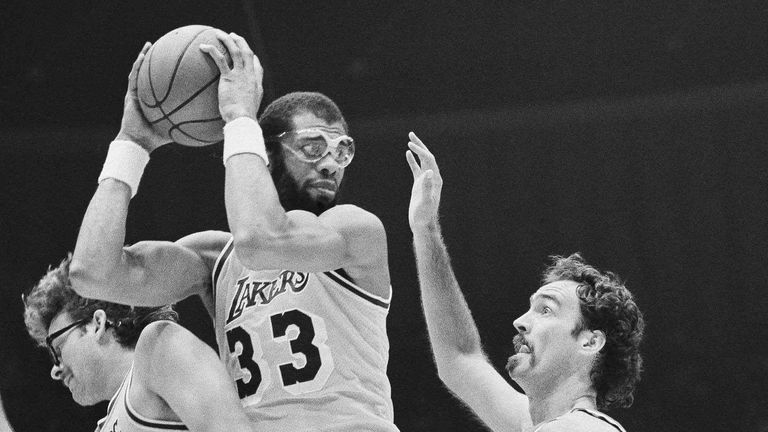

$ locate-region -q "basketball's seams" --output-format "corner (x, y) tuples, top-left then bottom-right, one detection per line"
(137, 25), (230, 147)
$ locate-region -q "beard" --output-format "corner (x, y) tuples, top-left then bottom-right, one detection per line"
(505, 356), (520, 374)
(272, 159), (339, 215)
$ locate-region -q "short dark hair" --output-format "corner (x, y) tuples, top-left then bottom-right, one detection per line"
(259, 91), (348, 141)
(23, 254), (178, 349)
(542, 253), (644, 410)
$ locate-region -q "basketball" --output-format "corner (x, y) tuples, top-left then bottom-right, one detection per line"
(137, 25), (231, 147)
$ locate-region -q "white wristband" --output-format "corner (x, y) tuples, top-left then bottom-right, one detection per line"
(97, 140), (150, 198)
(223, 116), (269, 166)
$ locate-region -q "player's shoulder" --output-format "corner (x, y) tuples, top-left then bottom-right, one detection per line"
(540, 409), (625, 432)
(135, 320), (192, 355)
(322, 204), (381, 220)
(132, 320), (207, 396)
(176, 229), (231, 250)
(176, 230), (232, 265)
(320, 204), (385, 233)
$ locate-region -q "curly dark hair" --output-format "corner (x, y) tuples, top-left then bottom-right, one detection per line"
(23, 254), (178, 349)
(542, 253), (644, 410)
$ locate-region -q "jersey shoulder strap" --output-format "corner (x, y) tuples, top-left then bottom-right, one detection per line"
(571, 408), (625, 432)
(212, 237), (235, 299)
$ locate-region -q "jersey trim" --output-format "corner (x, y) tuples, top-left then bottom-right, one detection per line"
(105, 373), (125, 414)
(212, 237), (235, 300)
(100, 370), (129, 426)
(324, 270), (390, 309)
(572, 408), (625, 432)
(125, 409), (188, 430)
(335, 268), (354, 283)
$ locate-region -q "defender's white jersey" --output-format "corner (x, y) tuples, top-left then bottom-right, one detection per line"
(532, 408), (626, 432)
(95, 366), (187, 432)
(212, 238), (398, 431)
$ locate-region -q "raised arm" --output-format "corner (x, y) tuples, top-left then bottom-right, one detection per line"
(201, 32), (389, 295)
(0, 390), (15, 432)
(406, 132), (529, 432)
(69, 43), (222, 307)
(71, 183), (217, 306)
(135, 321), (254, 432)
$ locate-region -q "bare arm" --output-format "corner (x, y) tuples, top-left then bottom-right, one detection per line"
(69, 43), (223, 307)
(135, 322), (253, 432)
(202, 32), (389, 295)
(71, 199), (225, 307)
(407, 132), (530, 432)
(0, 391), (15, 432)
(224, 154), (380, 272)
(225, 152), (389, 295)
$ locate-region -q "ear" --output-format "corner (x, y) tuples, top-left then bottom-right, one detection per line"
(266, 146), (277, 173)
(580, 329), (606, 354)
(92, 309), (111, 343)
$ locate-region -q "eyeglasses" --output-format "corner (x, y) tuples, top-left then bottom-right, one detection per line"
(45, 318), (90, 366)
(271, 128), (355, 168)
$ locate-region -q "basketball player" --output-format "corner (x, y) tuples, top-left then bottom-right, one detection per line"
(23, 256), (254, 432)
(405, 134), (644, 432)
(69, 33), (397, 430)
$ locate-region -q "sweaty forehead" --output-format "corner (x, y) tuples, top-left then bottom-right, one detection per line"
(531, 280), (581, 305)
(290, 112), (345, 135)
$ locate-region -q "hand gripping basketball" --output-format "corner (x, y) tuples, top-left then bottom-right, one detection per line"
(199, 31), (264, 124)
(136, 25), (235, 147)
(115, 42), (172, 153)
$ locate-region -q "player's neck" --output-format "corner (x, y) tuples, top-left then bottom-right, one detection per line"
(104, 349), (134, 401)
(527, 374), (597, 426)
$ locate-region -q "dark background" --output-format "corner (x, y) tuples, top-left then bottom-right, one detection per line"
(2, 1), (768, 431)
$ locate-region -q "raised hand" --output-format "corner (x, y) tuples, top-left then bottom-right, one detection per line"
(406, 132), (444, 232)
(200, 31), (264, 123)
(115, 42), (171, 152)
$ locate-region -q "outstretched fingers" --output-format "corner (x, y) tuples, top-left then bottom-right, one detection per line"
(407, 132), (439, 173)
(407, 141), (437, 174)
(406, 150), (421, 179)
(409, 132), (434, 157)
(409, 131), (427, 149)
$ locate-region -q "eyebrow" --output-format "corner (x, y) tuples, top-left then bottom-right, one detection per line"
(529, 293), (562, 306)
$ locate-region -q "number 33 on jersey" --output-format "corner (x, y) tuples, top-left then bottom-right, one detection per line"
(211, 239), (397, 430)
(226, 306), (334, 401)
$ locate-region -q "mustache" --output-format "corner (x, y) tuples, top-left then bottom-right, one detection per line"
(273, 164), (338, 215)
(512, 334), (532, 353)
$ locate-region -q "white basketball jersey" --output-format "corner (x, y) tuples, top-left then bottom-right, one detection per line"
(95, 366), (187, 432)
(212, 238), (398, 431)
(532, 408), (626, 432)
